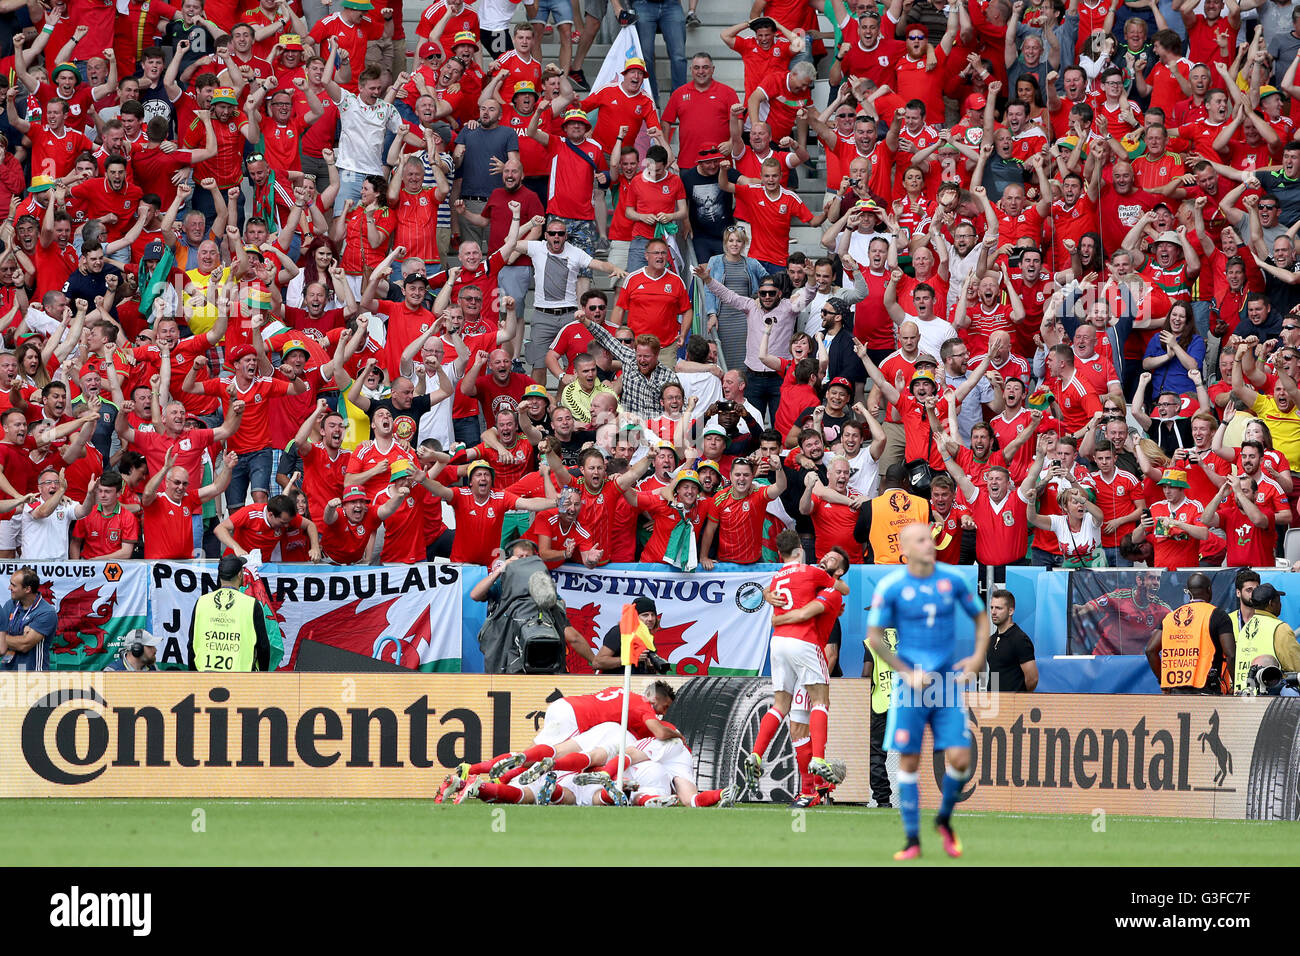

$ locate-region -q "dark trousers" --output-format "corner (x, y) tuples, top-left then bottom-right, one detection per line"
(453, 416), (482, 447)
(746, 370), (781, 427)
(691, 234), (724, 264)
(870, 709), (891, 807)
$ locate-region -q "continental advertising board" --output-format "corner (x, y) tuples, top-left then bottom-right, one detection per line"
(2, 674), (1296, 819)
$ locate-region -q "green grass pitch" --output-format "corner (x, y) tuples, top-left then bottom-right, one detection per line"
(1, 800), (1295, 866)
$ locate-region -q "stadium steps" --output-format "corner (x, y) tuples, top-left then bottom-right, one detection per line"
(400, 3), (837, 263)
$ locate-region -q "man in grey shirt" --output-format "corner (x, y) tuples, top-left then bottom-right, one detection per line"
(454, 100), (520, 248)
(940, 335), (1006, 446)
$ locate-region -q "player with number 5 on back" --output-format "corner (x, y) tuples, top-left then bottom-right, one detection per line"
(867, 523), (989, 860)
(743, 529), (851, 798)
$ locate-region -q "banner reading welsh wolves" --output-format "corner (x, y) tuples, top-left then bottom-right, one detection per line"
(0, 561), (151, 671)
(149, 563), (463, 671)
(553, 567), (775, 675)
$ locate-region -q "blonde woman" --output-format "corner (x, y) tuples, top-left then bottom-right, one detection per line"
(1029, 483), (1105, 568)
(703, 225), (767, 371)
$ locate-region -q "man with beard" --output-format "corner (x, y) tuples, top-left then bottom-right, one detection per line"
(544, 446), (652, 563)
(938, 440), (1047, 577)
(425, 459), (556, 566)
(1231, 342), (1300, 464)
(788, 377), (855, 449)
(630, 469), (709, 569)
(698, 455), (787, 568)
(859, 359), (950, 475)
(457, 406), (536, 490)
(528, 484), (602, 568)
(291, 401), (352, 524)
(938, 335), (1007, 446)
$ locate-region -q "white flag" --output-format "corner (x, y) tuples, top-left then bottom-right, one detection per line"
(589, 26), (652, 97)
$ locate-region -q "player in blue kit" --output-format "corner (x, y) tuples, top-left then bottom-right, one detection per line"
(867, 523), (990, 860)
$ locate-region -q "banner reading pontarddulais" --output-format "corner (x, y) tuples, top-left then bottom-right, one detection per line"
(0, 561), (151, 671)
(149, 563), (463, 671)
(552, 566), (775, 675)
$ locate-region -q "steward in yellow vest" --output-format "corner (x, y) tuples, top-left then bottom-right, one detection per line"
(1146, 572), (1234, 694)
(187, 556), (270, 672)
(1234, 584), (1300, 692)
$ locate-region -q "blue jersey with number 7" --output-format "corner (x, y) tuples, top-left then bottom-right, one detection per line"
(866, 565), (983, 673)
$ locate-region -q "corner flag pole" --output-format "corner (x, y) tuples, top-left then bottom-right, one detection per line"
(616, 661), (632, 798)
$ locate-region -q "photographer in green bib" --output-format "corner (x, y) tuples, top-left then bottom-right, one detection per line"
(862, 627), (897, 808)
(188, 556), (270, 672)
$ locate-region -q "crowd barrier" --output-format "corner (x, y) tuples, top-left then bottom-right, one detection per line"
(4, 673), (1294, 818)
(20, 561), (1300, 694)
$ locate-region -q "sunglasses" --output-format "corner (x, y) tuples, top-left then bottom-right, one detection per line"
(1261, 204), (1279, 210)
(546, 230), (567, 237)
(588, 303), (607, 311)
(821, 307), (839, 316)
(758, 288), (780, 295)
(1286, 325), (1300, 331)
(907, 33), (926, 40)
(246, 153), (265, 162)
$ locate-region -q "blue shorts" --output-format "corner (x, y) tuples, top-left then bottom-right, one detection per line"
(532, 0), (575, 25)
(884, 675), (972, 754)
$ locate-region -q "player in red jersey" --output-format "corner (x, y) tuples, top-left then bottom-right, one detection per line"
(438, 682), (680, 801)
(743, 529), (851, 796)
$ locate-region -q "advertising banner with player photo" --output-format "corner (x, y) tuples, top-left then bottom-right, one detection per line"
(149, 562), (463, 671)
(1066, 569), (1242, 656)
(551, 566), (776, 676)
(0, 561), (152, 671)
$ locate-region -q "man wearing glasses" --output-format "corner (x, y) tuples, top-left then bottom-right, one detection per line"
(512, 217), (627, 382)
(545, 291), (618, 385)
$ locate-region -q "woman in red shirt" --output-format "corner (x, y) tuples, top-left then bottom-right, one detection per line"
(332, 175), (392, 294)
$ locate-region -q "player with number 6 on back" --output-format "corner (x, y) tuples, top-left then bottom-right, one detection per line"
(743, 529), (850, 799)
(867, 523), (990, 860)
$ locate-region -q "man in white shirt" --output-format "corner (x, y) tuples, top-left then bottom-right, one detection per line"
(512, 217), (626, 382)
(324, 64), (410, 213)
(20, 469), (89, 561)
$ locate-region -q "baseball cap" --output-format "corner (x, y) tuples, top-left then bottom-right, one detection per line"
(1261, 85), (1284, 99)
(1157, 468), (1190, 488)
(428, 121), (454, 145)
(279, 34), (303, 50)
(522, 383), (549, 402)
(622, 57), (647, 74)
(142, 239), (166, 262)
(452, 30), (478, 48)
(281, 340), (310, 360)
(697, 145), (725, 161)
(402, 271), (428, 285)
(418, 41), (443, 59)
(964, 93), (987, 111)
(466, 459), (494, 477)
(342, 485), (369, 503)
(1250, 583), (1287, 608)
(512, 80), (538, 99)
(227, 343), (256, 365)
(701, 425), (728, 438)
(341, 0), (373, 9)
(826, 376), (853, 394)
(211, 87), (238, 106)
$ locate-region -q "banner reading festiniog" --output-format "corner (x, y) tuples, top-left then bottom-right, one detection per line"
(149, 563), (463, 671)
(552, 566), (774, 675)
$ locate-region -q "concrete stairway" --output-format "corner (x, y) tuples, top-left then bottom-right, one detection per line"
(402, 1), (837, 267)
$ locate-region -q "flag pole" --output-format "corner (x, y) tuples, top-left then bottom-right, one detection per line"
(615, 662), (632, 799)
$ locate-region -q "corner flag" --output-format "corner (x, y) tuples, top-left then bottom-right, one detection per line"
(619, 603), (656, 666)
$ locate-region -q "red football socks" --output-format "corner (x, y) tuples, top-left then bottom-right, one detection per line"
(478, 783), (524, 803)
(552, 752), (591, 773)
(752, 707), (785, 758)
(522, 744), (556, 763)
(793, 736), (813, 796)
(692, 789), (723, 807)
(810, 706), (829, 760)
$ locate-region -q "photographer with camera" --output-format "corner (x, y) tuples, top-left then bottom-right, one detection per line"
(1233, 584), (1300, 694)
(594, 597), (670, 674)
(1243, 656), (1300, 697)
(104, 630), (160, 672)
